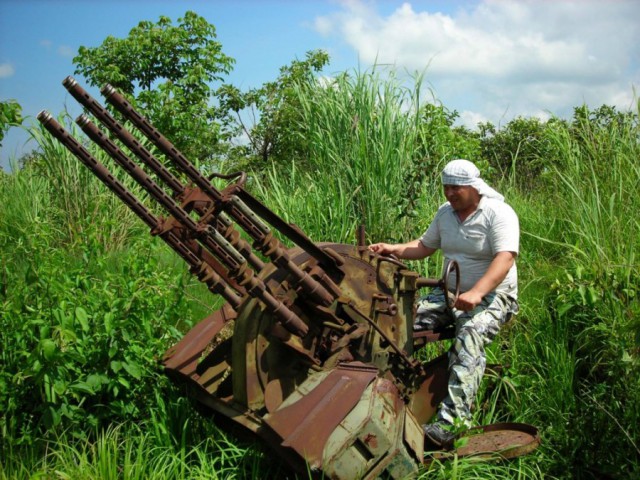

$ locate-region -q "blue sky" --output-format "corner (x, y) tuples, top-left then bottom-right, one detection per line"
(1, 0), (639, 170)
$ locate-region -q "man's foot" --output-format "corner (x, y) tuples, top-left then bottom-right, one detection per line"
(423, 422), (457, 450)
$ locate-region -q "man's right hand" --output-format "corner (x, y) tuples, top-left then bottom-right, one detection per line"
(368, 240), (436, 261)
(368, 243), (394, 255)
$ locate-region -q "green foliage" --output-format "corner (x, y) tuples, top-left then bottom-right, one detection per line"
(0, 237), (192, 442)
(217, 49), (330, 167)
(251, 161), (359, 244)
(512, 102), (640, 478)
(253, 68), (479, 271)
(548, 103), (639, 275)
(475, 116), (561, 191)
(282, 68), (444, 244)
(14, 114), (143, 249)
(1, 420), (294, 480)
(73, 11), (235, 164)
(419, 456), (544, 480)
(0, 118), (197, 447)
(0, 99), (23, 148)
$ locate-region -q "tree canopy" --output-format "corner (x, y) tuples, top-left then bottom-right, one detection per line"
(216, 49), (330, 167)
(73, 11), (235, 163)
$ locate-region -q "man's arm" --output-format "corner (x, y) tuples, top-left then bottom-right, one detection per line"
(368, 239), (437, 260)
(454, 251), (516, 311)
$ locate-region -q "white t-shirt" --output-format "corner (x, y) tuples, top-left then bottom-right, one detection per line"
(419, 196), (519, 297)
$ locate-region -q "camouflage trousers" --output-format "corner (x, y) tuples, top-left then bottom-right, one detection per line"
(414, 288), (518, 427)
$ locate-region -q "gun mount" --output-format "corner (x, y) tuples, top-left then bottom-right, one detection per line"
(38, 77), (539, 479)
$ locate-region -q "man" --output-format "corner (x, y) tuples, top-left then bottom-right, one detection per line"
(368, 159), (519, 449)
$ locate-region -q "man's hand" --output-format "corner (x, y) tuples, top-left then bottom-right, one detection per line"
(454, 251), (516, 311)
(368, 240), (436, 260)
(368, 242), (395, 255)
(454, 290), (484, 311)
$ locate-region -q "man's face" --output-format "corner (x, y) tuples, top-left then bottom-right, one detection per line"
(443, 184), (479, 213)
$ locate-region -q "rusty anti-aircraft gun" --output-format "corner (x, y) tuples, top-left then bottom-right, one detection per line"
(38, 77), (539, 479)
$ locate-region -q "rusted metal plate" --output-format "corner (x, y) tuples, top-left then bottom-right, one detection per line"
(263, 363), (378, 468)
(403, 408), (425, 466)
(426, 422), (540, 463)
(323, 376), (419, 480)
(408, 353), (450, 425)
(163, 305), (236, 377)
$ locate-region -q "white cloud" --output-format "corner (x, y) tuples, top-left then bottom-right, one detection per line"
(57, 45), (74, 57)
(314, 15), (334, 36)
(40, 39), (74, 58)
(316, 0), (640, 126)
(0, 63), (15, 78)
(459, 109), (488, 129)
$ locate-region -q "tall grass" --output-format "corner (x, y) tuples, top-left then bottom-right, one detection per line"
(420, 456), (545, 480)
(0, 161), (58, 259)
(549, 115), (639, 272)
(540, 104), (640, 478)
(290, 68), (442, 244)
(1, 423), (294, 480)
(486, 102), (640, 478)
(251, 161), (360, 245)
(23, 114), (143, 251)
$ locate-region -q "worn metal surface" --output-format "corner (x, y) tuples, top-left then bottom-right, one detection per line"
(426, 422), (541, 463)
(39, 77), (540, 480)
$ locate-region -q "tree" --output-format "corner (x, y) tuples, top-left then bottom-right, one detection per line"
(401, 103), (480, 217)
(216, 50), (330, 167)
(73, 11), (235, 164)
(475, 116), (556, 191)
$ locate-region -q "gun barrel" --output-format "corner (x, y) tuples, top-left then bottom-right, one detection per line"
(77, 115), (221, 248)
(63, 76), (185, 195)
(102, 84), (340, 307)
(74, 114), (308, 336)
(37, 111), (242, 308)
(76, 115), (254, 271)
(101, 84), (223, 201)
(64, 77), (265, 273)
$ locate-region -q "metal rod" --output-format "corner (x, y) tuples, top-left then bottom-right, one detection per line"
(63, 76), (185, 195)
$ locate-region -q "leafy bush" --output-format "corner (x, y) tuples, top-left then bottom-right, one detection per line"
(0, 236), (193, 443)
(74, 11), (235, 164)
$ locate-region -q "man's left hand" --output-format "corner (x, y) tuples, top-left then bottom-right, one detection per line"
(454, 290), (483, 311)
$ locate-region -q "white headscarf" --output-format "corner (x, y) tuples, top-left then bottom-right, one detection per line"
(441, 159), (504, 202)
